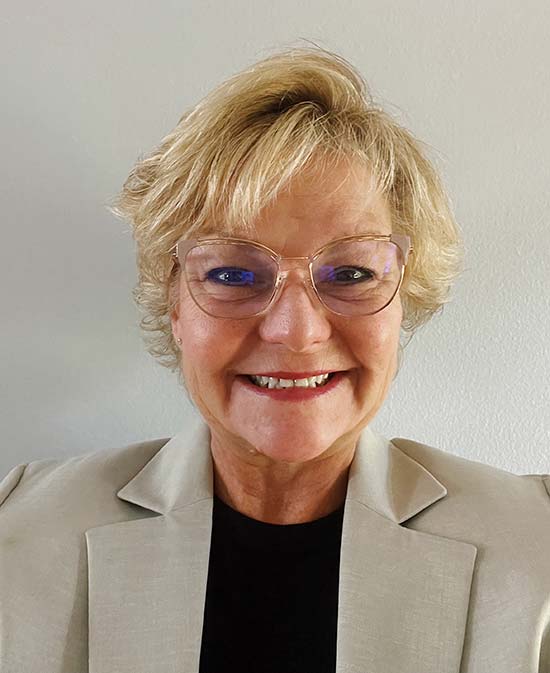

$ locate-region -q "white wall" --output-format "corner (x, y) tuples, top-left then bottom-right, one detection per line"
(1, 0), (548, 475)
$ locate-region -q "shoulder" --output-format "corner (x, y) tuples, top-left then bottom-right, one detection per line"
(391, 435), (550, 541)
(391, 438), (550, 659)
(392, 435), (550, 501)
(0, 438), (169, 666)
(0, 436), (170, 529)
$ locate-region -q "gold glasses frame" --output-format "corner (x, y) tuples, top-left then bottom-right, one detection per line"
(170, 234), (413, 319)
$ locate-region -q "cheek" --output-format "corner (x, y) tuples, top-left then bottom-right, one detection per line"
(175, 295), (252, 383)
(349, 303), (402, 371)
(174, 295), (219, 387)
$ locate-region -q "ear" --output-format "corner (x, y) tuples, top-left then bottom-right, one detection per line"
(170, 308), (179, 340)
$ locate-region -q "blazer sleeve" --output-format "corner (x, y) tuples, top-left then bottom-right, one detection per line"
(0, 464), (28, 507)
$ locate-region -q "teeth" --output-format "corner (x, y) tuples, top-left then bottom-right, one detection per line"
(249, 373), (332, 389)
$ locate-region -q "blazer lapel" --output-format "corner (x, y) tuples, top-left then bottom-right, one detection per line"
(337, 428), (477, 673)
(85, 422), (477, 673)
(85, 422), (214, 673)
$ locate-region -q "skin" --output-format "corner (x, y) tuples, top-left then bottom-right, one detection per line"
(171, 159), (403, 524)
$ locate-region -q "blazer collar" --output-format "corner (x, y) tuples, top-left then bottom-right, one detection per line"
(116, 418), (447, 525)
(117, 420), (214, 514)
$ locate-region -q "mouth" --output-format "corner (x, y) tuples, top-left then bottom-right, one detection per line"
(235, 369), (349, 401)
(245, 372), (337, 390)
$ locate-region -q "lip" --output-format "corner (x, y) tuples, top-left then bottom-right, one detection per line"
(237, 370), (346, 401)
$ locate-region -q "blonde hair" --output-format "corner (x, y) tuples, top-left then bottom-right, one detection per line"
(111, 46), (462, 373)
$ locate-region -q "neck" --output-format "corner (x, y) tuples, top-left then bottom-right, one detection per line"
(210, 439), (356, 524)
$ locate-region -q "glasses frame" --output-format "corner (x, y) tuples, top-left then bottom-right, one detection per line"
(170, 233), (413, 319)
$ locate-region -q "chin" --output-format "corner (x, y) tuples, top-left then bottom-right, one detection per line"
(243, 426), (339, 464)
(259, 445), (327, 464)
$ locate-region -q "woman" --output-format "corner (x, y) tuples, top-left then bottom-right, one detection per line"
(1, 47), (549, 673)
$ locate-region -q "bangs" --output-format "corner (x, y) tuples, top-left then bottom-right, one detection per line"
(191, 109), (396, 239)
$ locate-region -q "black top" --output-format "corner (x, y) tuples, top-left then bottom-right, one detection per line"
(199, 494), (345, 673)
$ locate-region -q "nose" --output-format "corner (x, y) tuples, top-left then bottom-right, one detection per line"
(257, 275), (332, 353)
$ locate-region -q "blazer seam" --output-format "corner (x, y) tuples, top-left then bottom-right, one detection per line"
(0, 463), (28, 508)
(171, 495), (214, 512)
(540, 475), (550, 502)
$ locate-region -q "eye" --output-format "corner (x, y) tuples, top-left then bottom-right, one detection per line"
(320, 266), (375, 284)
(206, 267), (255, 286)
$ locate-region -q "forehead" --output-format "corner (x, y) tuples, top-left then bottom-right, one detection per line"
(217, 160), (392, 254)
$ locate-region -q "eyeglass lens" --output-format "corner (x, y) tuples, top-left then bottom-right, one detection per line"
(183, 240), (404, 318)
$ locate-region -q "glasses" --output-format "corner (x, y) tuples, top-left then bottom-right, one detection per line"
(170, 234), (413, 319)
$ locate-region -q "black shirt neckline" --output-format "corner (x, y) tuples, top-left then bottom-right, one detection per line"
(212, 494), (345, 551)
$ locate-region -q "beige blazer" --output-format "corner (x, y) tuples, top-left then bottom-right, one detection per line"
(1, 420), (549, 673)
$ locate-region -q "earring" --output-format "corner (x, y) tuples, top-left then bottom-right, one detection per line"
(176, 337), (182, 345)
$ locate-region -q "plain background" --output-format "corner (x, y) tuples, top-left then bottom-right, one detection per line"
(1, 1), (548, 476)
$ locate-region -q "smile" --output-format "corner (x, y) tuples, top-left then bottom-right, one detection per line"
(239, 371), (344, 400)
(247, 373), (335, 389)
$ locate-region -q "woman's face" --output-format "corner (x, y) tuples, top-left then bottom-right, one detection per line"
(171, 160), (403, 463)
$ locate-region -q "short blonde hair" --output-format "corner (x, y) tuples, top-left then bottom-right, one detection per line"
(111, 46), (462, 373)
